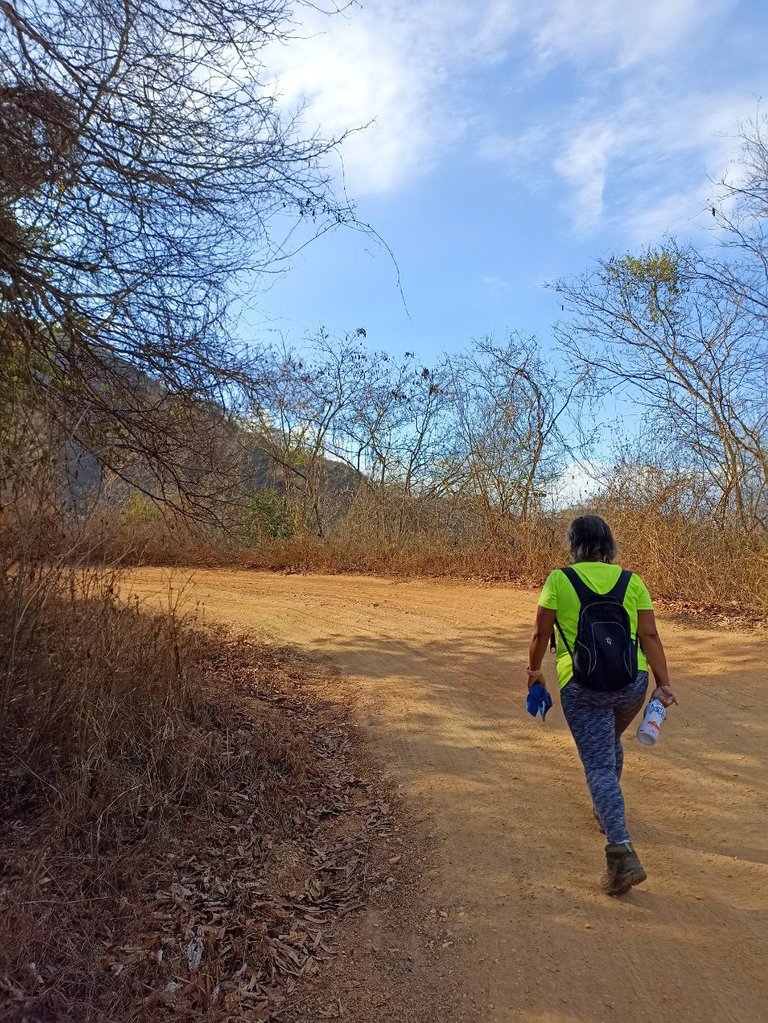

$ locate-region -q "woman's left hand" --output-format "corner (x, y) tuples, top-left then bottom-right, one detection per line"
(652, 684), (679, 707)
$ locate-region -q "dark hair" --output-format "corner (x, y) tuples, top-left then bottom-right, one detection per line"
(568, 514), (617, 563)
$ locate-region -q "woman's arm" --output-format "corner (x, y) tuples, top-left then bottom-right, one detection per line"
(528, 606), (556, 689)
(637, 609), (679, 706)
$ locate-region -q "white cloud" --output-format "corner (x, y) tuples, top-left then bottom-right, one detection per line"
(270, 1), (522, 195)
(532, 0), (731, 69)
(481, 74), (752, 238)
(553, 123), (617, 231)
(621, 189), (710, 243)
(481, 274), (512, 293)
(478, 125), (552, 186)
(551, 90), (751, 239)
(271, 0), (751, 244)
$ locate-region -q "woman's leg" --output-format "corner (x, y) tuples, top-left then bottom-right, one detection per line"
(613, 672), (649, 781)
(560, 682), (631, 846)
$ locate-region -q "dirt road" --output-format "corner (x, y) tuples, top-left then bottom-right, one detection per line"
(128, 570), (767, 1023)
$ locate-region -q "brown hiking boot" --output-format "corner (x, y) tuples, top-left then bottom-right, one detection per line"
(603, 843), (647, 896)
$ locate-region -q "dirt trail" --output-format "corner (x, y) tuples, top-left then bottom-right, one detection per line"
(128, 569), (767, 1023)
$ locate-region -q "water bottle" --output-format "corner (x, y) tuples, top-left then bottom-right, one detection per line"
(637, 697), (666, 746)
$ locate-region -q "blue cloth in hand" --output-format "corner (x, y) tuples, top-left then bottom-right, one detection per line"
(526, 682), (553, 721)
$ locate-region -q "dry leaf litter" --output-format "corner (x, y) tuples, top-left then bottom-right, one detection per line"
(1, 632), (403, 1022)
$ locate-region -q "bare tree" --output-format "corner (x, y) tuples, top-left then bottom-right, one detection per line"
(444, 335), (583, 529)
(554, 244), (768, 529)
(248, 332), (376, 536)
(319, 344), (451, 531)
(0, 0), (355, 516)
(250, 333), (458, 541)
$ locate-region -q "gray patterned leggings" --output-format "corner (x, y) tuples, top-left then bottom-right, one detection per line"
(560, 671), (649, 845)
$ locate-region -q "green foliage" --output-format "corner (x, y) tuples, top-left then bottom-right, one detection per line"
(242, 489), (294, 543)
(0, 334), (26, 416)
(120, 493), (160, 525)
(0, 319), (41, 441)
(283, 442), (310, 469)
(617, 249), (681, 287)
(604, 248), (685, 325)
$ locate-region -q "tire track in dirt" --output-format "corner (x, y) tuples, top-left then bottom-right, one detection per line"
(127, 570), (768, 1023)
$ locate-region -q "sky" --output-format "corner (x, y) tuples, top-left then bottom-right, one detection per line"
(246, 0), (768, 365)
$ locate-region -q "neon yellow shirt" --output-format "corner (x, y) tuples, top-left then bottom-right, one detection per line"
(537, 562), (654, 689)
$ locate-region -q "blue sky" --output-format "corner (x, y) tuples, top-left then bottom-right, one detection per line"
(248, 0), (768, 363)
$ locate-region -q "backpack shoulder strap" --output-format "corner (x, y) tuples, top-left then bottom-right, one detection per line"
(560, 565), (595, 604)
(607, 568), (633, 604)
(553, 615), (573, 656)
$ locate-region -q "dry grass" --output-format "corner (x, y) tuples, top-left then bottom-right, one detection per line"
(0, 559), (398, 1021)
(3, 571), (204, 842)
(103, 504), (768, 618)
(595, 506), (768, 614)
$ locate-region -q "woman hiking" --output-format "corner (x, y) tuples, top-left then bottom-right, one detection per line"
(527, 514), (678, 895)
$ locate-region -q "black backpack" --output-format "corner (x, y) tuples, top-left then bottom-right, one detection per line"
(555, 567), (638, 692)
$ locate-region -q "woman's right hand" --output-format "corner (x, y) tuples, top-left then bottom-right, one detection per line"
(653, 684), (679, 707)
